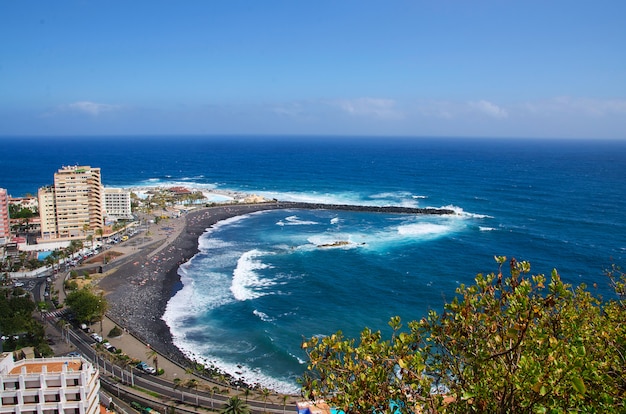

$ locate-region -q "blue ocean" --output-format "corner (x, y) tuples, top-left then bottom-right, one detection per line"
(1, 135), (625, 392)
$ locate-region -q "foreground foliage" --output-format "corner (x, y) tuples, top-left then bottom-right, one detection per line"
(300, 257), (626, 413)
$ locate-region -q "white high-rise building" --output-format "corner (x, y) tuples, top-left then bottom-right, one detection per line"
(0, 352), (100, 414)
(103, 188), (132, 220)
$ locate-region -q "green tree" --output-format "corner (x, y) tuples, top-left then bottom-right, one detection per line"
(261, 388), (270, 412)
(220, 396), (250, 414)
(0, 289), (50, 354)
(300, 257), (626, 413)
(185, 378), (199, 406)
(146, 347), (159, 374)
(281, 395), (289, 414)
(65, 288), (107, 324)
(173, 377), (184, 402)
(8, 204), (36, 219)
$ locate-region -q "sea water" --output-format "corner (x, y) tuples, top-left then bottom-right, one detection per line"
(1, 135), (625, 392)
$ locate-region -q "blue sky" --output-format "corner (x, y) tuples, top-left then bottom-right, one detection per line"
(1, 1), (625, 138)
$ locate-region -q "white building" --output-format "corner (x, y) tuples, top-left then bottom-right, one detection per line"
(0, 352), (100, 414)
(103, 188), (132, 221)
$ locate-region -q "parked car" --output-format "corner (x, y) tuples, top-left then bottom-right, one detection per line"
(90, 333), (103, 343)
(103, 342), (117, 353)
(136, 361), (157, 374)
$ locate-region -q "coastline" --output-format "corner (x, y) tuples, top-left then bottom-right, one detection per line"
(99, 203), (292, 374)
(97, 201), (455, 387)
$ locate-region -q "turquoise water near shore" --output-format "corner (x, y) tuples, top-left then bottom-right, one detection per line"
(1, 135), (625, 392)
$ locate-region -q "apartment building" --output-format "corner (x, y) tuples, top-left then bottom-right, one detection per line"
(0, 352), (100, 414)
(38, 166), (104, 240)
(0, 189), (9, 244)
(103, 188), (132, 221)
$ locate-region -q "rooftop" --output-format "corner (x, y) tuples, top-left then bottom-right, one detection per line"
(9, 359), (82, 375)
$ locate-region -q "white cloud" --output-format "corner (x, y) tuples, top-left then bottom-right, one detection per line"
(523, 97), (626, 117)
(468, 100), (509, 119)
(62, 101), (121, 116)
(335, 97), (403, 119)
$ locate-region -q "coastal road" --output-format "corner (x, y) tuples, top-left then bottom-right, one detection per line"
(57, 323), (296, 413)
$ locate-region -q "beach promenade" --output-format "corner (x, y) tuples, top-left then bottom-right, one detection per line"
(48, 203), (301, 411)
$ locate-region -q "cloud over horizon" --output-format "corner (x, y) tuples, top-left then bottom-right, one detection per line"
(334, 98), (404, 120)
(469, 100), (509, 119)
(59, 101), (123, 116)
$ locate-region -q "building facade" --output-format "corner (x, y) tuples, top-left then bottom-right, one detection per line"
(0, 189), (9, 244)
(38, 166), (104, 240)
(0, 352), (100, 414)
(103, 188), (132, 221)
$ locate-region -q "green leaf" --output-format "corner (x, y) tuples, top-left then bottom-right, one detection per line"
(461, 391), (475, 400)
(572, 377), (586, 394)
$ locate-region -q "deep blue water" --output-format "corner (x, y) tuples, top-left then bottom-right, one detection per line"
(1, 135), (625, 392)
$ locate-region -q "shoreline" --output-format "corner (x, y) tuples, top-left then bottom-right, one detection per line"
(99, 203), (291, 378)
(98, 201), (455, 389)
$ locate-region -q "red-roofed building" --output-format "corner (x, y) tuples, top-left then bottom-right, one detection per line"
(0, 352), (100, 414)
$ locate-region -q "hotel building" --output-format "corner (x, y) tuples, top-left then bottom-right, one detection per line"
(0, 352), (100, 414)
(38, 166), (104, 241)
(103, 188), (132, 221)
(0, 188), (9, 244)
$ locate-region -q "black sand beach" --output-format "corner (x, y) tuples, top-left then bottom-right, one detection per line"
(99, 203), (294, 368)
(99, 202), (454, 373)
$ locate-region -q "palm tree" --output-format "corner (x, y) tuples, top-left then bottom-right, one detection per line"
(97, 292), (107, 333)
(173, 377), (184, 402)
(243, 388), (251, 404)
(211, 386), (220, 411)
(145, 347), (159, 373)
(121, 358), (135, 386)
(282, 395), (289, 414)
(261, 388), (270, 412)
(185, 378), (199, 406)
(220, 396), (250, 414)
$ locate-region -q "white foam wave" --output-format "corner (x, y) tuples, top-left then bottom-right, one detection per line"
(255, 189), (421, 208)
(130, 179), (218, 191)
(440, 204), (492, 219)
(256, 190), (365, 206)
(231, 250), (276, 301)
(479, 226), (496, 231)
(276, 215), (319, 226)
(163, 271), (234, 340)
(198, 237), (233, 251)
(397, 223), (453, 237)
(253, 309), (275, 322)
(330, 217), (340, 225)
(307, 234), (363, 249)
(176, 346), (300, 394)
(369, 191), (413, 200)
(289, 352), (306, 365)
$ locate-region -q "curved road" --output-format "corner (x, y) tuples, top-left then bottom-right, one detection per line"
(59, 324), (296, 413)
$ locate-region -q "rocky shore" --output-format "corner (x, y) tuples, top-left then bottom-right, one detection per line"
(99, 201), (456, 382)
